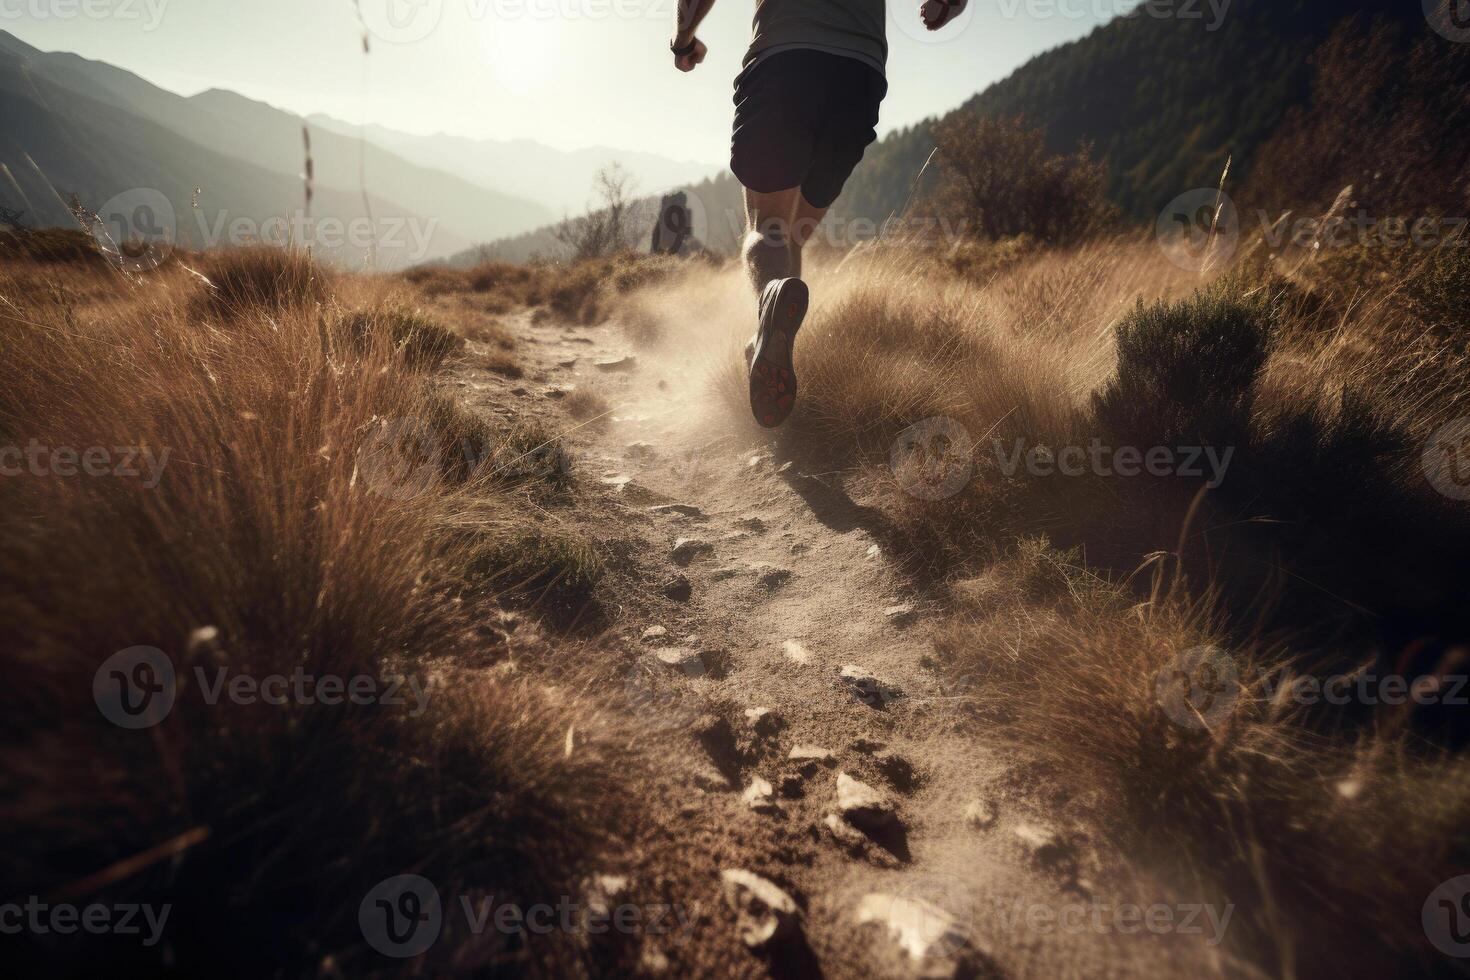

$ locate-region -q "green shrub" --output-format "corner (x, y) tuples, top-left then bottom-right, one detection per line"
(1092, 286), (1275, 450)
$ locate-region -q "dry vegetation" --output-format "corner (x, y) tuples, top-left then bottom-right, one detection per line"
(0, 242), (650, 976)
(618, 216), (1470, 976)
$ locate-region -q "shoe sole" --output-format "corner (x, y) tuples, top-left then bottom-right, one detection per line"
(748, 278), (808, 429)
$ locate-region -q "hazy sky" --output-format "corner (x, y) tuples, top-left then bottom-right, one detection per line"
(3, 0), (1120, 166)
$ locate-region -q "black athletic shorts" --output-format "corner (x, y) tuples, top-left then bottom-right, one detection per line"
(731, 49), (887, 210)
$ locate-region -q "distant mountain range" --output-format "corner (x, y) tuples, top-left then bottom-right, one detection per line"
(0, 30), (719, 267)
(304, 114), (720, 218)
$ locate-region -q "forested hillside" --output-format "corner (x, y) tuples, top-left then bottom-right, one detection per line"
(837, 0), (1421, 222)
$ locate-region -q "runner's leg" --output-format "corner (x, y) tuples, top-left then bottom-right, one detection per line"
(742, 185), (801, 296)
(788, 193), (827, 279)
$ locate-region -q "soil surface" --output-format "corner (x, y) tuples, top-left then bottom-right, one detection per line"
(436, 300), (1237, 979)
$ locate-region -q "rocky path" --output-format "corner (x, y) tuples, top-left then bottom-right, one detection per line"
(448, 304), (1234, 979)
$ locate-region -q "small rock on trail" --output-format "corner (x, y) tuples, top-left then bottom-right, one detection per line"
(964, 798), (999, 829)
(660, 574), (692, 602)
(743, 776), (777, 812)
(672, 537), (714, 566)
(654, 647), (703, 675)
(1014, 821), (1078, 877)
(744, 706), (783, 736)
(856, 892), (980, 978)
(720, 869), (800, 950)
(883, 603), (918, 626)
(782, 640), (812, 665)
(757, 566), (792, 589)
(840, 665), (903, 708)
(649, 503), (704, 518)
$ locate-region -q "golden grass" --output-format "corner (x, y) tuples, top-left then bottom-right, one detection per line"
(608, 229), (1470, 976)
(0, 247), (639, 975)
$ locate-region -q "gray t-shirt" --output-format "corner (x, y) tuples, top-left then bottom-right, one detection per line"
(745, 0), (887, 76)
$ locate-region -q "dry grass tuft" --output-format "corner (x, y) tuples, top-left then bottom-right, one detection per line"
(563, 387), (612, 427)
(606, 232), (1470, 976)
(0, 249), (638, 975)
(343, 305), (464, 369)
(190, 244), (329, 320)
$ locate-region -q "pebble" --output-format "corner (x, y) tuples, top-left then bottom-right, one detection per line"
(743, 776), (777, 812)
(660, 574), (692, 602)
(649, 503), (704, 518)
(758, 566), (792, 589)
(782, 640), (812, 665)
(654, 647), (704, 676)
(855, 893), (972, 972)
(840, 665), (903, 708)
(672, 537), (714, 565)
(964, 798), (998, 829)
(720, 869), (800, 950)
(883, 603), (918, 626)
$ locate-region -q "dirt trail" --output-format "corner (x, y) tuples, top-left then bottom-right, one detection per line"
(451, 302), (1235, 979)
